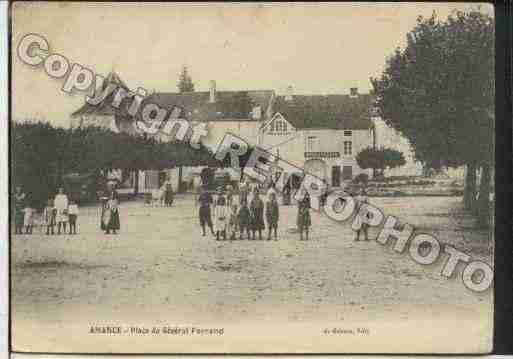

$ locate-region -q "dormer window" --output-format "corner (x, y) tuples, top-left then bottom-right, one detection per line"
(276, 120), (287, 132)
(344, 130), (352, 136)
(269, 119), (288, 135)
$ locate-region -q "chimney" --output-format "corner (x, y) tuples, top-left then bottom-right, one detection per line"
(285, 85), (293, 101)
(349, 87), (358, 98)
(209, 80), (216, 103)
(252, 105), (262, 120)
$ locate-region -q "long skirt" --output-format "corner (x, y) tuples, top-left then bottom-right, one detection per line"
(14, 208), (24, 227)
(165, 190), (174, 205)
(101, 206), (109, 230)
(297, 211), (311, 230)
(106, 209), (120, 230)
(199, 206), (213, 227)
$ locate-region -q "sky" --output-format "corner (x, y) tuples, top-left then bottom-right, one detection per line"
(11, 2), (493, 127)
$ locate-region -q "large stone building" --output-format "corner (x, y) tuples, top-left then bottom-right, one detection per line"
(259, 86), (374, 185)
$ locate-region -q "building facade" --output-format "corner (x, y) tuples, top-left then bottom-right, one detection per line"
(258, 88), (374, 186)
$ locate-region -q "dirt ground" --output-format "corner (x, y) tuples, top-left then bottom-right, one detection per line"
(10, 195), (493, 354)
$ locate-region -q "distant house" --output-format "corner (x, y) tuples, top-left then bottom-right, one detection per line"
(70, 72), (147, 194)
(71, 76), (275, 192)
(70, 72), (135, 134)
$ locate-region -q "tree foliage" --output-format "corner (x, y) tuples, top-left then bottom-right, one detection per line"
(11, 121), (218, 207)
(217, 91), (255, 119)
(371, 10), (493, 169)
(370, 10), (494, 225)
(177, 66), (195, 93)
(356, 147), (406, 176)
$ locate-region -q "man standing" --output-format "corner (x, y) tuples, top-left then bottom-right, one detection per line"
(198, 186), (215, 237)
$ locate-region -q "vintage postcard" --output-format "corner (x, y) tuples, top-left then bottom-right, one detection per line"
(10, 2), (494, 354)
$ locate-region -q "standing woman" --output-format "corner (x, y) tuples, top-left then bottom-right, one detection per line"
(99, 185), (117, 232)
(105, 191), (120, 235)
(13, 186), (26, 234)
(54, 187), (69, 235)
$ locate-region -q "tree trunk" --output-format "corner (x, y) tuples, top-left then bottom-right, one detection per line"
(178, 166), (183, 193)
(463, 163), (477, 210)
(476, 163), (491, 227)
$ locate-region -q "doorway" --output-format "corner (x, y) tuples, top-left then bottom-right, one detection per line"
(342, 165), (353, 180)
(332, 166), (341, 187)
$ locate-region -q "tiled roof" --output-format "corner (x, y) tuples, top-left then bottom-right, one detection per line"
(272, 94), (374, 130)
(138, 90), (274, 121)
(71, 73), (374, 131)
(71, 72), (274, 122)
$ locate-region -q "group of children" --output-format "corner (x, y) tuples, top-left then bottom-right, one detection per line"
(198, 184), (312, 241)
(14, 188), (79, 236)
(14, 187), (123, 237)
(198, 186), (279, 241)
(42, 198), (80, 235)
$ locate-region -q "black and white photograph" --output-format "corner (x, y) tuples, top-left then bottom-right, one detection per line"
(9, 2), (495, 354)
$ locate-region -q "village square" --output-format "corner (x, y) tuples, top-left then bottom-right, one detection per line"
(9, 2), (494, 354)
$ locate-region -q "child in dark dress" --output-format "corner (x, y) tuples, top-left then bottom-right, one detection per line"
(266, 192), (279, 240)
(238, 200), (251, 240)
(249, 189), (265, 240)
(14, 207), (24, 234)
(297, 196), (311, 240)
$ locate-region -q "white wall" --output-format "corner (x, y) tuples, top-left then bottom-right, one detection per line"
(261, 127), (373, 184)
(373, 117), (423, 177)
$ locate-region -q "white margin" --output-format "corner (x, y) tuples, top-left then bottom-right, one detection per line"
(1, 1), (9, 357)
